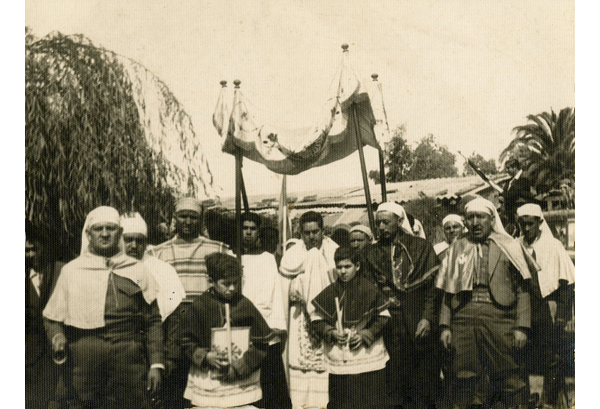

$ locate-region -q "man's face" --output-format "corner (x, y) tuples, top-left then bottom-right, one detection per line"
(506, 164), (518, 178)
(465, 212), (493, 242)
(242, 220), (259, 249)
(376, 211), (400, 243)
(26, 239), (40, 270)
(443, 221), (463, 244)
(301, 221), (323, 250)
(175, 210), (201, 240)
(349, 231), (369, 251)
(336, 259), (359, 282)
(123, 233), (148, 260)
(87, 223), (122, 257)
(212, 277), (239, 300)
(518, 216), (542, 245)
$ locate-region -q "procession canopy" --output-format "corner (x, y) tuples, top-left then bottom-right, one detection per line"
(213, 46), (384, 175)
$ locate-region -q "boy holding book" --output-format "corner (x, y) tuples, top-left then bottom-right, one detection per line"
(310, 247), (392, 409)
(179, 253), (275, 408)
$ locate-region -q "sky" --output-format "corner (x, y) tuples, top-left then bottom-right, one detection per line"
(24, 0), (575, 199)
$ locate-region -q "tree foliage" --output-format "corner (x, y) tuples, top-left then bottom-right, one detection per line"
(405, 134), (458, 180)
(25, 30), (213, 254)
(500, 107), (575, 193)
(463, 153), (498, 176)
(369, 125), (412, 184)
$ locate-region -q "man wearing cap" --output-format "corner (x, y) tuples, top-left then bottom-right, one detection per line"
(362, 202), (442, 409)
(501, 159), (536, 232)
(517, 204), (575, 408)
(436, 198), (537, 409)
(43, 206), (164, 409)
(149, 197), (232, 409)
(349, 224), (374, 252)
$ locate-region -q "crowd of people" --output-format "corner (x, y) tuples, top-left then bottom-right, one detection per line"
(25, 193), (574, 409)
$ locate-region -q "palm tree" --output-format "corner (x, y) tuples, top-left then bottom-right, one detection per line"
(500, 107), (574, 194)
(26, 29), (214, 255)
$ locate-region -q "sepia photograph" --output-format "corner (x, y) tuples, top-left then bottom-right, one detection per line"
(23, 1), (584, 408)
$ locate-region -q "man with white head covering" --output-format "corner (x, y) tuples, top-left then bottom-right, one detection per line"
(348, 224), (374, 252)
(436, 197), (538, 409)
(433, 214), (466, 257)
(517, 204), (575, 408)
(362, 201), (442, 408)
(149, 197), (233, 409)
(43, 206), (164, 408)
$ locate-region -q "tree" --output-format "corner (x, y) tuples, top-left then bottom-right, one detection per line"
(406, 134), (458, 180)
(369, 125), (413, 184)
(463, 153), (498, 176)
(26, 30), (214, 254)
(500, 107), (575, 194)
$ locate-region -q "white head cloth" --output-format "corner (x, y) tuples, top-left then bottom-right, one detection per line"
(516, 203), (554, 238)
(121, 212), (148, 236)
(81, 206), (122, 255)
(442, 214), (464, 228)
(464, 197), (509, 237)
(349, 224), (375, 242)
(377, 202), (414, 235)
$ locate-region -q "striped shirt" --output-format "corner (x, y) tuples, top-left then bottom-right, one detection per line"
(148, 235), (232, 302)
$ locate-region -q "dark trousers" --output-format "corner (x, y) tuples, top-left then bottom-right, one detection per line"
(255, 343), (292, 409)
(450, 301), (529, 408)
(383, 310), (441, 409)
(67, 336), (150, 409)
(525, 297), (563, 406)
(26, 351), (58, 409)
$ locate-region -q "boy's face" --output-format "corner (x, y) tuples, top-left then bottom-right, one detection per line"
(336, 259), (359, 282)
(212, 278), (239, 300)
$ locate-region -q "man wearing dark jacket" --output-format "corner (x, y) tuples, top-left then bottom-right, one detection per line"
(362, 202), (441, 409)
(26, 223), (64, 409)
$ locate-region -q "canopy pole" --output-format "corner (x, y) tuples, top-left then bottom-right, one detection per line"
(234, 80), (243, 261)
(371, 73), (388, 203)
(240, 170), (250, 212)
(378, 149), (387, 202)
(351, 102), (375, 233)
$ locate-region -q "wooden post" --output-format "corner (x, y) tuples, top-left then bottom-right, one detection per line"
(240, 171), (250, 212)
(234, 80), (243, 262)
(225, 303), (233, 365)
(371, 73), (387, 203)
(342, 43), (376, 233)
(379, 149), (387, 202)
(351, 102), (375, 234)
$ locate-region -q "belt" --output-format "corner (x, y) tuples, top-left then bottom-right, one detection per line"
(471, 286), (492, 303)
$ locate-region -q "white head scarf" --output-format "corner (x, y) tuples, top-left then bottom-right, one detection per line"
(121, 212), (148, 236)
(349, 224), (375, 242)
(464, 197), (509, 237)
(516, 203), (554, 239)
(377, 202), (414, 235)
(442, 214), (464, 228)
(81, 206), (123, 255)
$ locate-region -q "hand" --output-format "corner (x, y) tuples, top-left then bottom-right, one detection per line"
(440, 328), (452, 350)
(205, 351), (229, 370)
(329, 329), (348, 344)
(348, 333), (362, 350)
(564, 318), (575, 333)
(146, 367), (162, 396)
(51, 333), (67, 354)
(415, 319), (431, 339)
(513, 329), (527, 349)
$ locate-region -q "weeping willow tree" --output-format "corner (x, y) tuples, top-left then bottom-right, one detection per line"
(26, 29), (214, 255)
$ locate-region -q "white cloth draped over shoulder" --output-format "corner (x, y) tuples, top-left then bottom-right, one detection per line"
(141, 254), (185, 321)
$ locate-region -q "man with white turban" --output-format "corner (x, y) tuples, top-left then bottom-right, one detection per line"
(436, 198), (538, 409)
(517, 204), (575, 408)
(149, 197), (233, 409)
(433, 214), (466, 257)
(362, 202), (442, 408)
(43, 206), (164, 408)
(348, 224), (374, 252)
